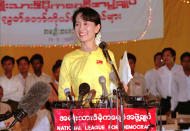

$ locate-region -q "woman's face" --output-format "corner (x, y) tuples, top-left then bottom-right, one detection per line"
(74, 13), (100, 44)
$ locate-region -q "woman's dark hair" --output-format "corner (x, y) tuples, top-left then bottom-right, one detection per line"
(72, 7), (101, 34)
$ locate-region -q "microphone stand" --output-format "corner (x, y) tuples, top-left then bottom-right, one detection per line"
(159, 104), (162, 131)
(69, 101), (74, 131)
(99, 42), (125, 131)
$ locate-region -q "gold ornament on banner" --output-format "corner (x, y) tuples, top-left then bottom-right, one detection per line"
(177, 0), (190, 8)
(181, 0), (190, 4)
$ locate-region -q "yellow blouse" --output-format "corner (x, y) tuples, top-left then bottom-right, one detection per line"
(58, 47), (117, 102)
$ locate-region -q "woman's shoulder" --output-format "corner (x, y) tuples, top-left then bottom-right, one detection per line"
(62, 49), (89, 65)
(63, 49), (81, 60)
(64, 49), (79, 57)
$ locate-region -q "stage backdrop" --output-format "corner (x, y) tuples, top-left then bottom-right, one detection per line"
(0, 0), (163, 46)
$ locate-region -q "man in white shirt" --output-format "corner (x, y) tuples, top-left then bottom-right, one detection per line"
(127, 53), (147, 97)
(145, 52), (163, 100)
(0, 56), (24, 111)
(171, 52), (190, 115)
(25, 53), (52, 131)
(0, 86), (11, 114)
(157, 48), (183, 115)
(15, 56), (31, 87)
(0, 86), (12, 130)
(25, 54), (52, 93)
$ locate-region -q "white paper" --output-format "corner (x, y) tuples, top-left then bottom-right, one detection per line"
(118, 51), (133, 85)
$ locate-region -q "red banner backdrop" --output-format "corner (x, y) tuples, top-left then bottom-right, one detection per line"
(54, 108), (156, 131)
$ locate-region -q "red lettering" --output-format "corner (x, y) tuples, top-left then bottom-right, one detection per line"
(101, 10), (107, 21)
(0, 0), (5, 11)
(0, 0), (137, 11)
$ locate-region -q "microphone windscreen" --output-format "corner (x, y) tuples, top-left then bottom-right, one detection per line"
(83, 89), (96, 108)
(109, 72), (117, 84)
(99, 41), (107, 50)
(79, 83), (90, 96)
(64, 88), (71, 95)
(18, 81), (51, 116)
(84, 89), (96, 102)
(99, 76), (106, 84)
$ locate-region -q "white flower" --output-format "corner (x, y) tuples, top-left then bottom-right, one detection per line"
(95, 32), (101, 46)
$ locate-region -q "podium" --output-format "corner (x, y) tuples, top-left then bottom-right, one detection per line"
(53, 108), (156, 131)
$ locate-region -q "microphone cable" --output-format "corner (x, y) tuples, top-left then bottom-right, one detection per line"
(109, 89), (117, 131)
(116, 90), (120, 131)
(70, 102), (74, 131)
(145, 101), (155, 131)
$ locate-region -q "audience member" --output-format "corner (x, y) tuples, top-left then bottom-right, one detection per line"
(15, 56), (31, 87)
(171, 52), (190, 115)
(45, 60), (62, 129)
(0, 56), (24, 111)
(25, 53), (52, 93)
(48, 59), (62, 103)
(25, 53), (52, 131)
(0, 86), (13, 130)
(127, 53), (147, 97)
(157, 48), (183, 115)
(145, 52), (163, 100)
(0, 86), (11, 114)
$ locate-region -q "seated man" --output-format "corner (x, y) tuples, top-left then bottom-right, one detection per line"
(25, 53), (52, 131)
(127, 53), (147, 97)
(0, 86), (15, 130)
(15, 56), (31, 87)
(48, 60), (62, 103)
(25, 53), (52, 93)
(0, 86), (11, 114)
(0, 56), (24, 111)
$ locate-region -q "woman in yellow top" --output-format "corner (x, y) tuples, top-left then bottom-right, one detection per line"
(58, 7), (117, 103)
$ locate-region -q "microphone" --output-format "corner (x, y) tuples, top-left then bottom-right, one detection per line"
(9, 81), (51, 128)
(99, 41), (108, 60)
(109, 71), (118, 84)
(83, 89), (96, 106)
(84, 89), (96, 105)
(99, 76), (108, 103)
(99, 41), (107, 50)
(64, 88), (73, 101)
(78, 83), (90, 102)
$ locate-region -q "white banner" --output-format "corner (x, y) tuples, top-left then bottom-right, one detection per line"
(0, 0), (163, 45)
